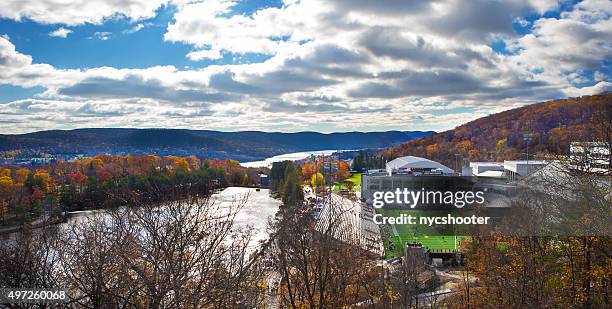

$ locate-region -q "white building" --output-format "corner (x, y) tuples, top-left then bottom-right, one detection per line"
(468, 160), (549, 181)
(385, 156), (455, 175)
(469, 162), (504, 178)
(503, 160), (548, 181)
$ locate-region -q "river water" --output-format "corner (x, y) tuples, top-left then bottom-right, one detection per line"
(2, 187), (281, 247)
(240, 149), (339, 168)
(211, 187), (281, 245)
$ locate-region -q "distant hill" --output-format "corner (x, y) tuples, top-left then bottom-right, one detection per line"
(383, 93), (611, 168)
(0, 129), (434, 162)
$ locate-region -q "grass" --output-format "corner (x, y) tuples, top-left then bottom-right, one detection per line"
(332, 173), (361, 191)
(345, 173), (361, 185)
(377, 208), (470, 259)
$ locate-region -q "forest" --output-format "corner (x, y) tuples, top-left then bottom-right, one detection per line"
(383, 93), (612, 169)
(0, 154), (262, 226)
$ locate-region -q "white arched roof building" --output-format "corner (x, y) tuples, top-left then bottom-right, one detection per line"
(385, 156), (455, 175)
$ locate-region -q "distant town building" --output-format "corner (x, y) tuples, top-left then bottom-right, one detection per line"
(67, 154), (88, 162)
(468, 160), (550, 181)
(259, 174), (269, 188)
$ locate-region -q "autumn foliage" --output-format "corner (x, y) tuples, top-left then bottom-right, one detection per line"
(383, 93), (611, 168)
(0, 155), (262, 225)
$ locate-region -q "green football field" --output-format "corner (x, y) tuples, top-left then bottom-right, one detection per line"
(333, 173), (361, 191)
(376, 209), (469, 259)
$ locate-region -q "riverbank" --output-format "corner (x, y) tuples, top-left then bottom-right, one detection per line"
(0, 216), (65, 235)
(1, 187), (282, 245)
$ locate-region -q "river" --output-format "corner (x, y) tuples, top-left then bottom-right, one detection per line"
(240, 149), (340, 168)
(211, 187), (281, 245)
(2, 187), (281, 247)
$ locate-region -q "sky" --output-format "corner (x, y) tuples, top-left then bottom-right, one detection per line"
(0, 0), (610, 134)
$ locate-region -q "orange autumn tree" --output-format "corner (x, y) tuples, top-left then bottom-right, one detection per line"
(334, 160), (350, 182)
(0, 173), (14, 223)
(301, 162), (317, 183)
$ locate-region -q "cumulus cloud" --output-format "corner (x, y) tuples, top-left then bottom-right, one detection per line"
(0, 36), (82, 88)
(59, 75), (238, 103)
(505, 0), (612, 88)
(563, 81), (612, 97)
(0, 0), (610, 134)
(0, 0), (168, 25)
(49, 27), (72, 38)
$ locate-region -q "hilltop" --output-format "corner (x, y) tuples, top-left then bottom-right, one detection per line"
(383, 93), (611, 167)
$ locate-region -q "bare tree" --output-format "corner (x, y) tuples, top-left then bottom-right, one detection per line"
(1, 190), (270, 308)
(0, 226), (62, 309)
(270, 194), (390, 308)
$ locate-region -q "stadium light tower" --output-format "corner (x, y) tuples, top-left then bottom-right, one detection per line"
(454, 153), (461, 174)
(523, 133), (534, 164)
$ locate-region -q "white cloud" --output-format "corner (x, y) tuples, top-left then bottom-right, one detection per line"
(123, 23), (146, 34)
(49, 27), (72, 38)
(515, 17), (531, 27)
(187, 48), (223, 61)
(594, 70), (608, 81)
(0, 0), (169, 25)
(506, 0), (611, 85)
(563, 81), (612, 97)
(164, 0), (303, 57)
(0, 36), (83, 88)
(0, 0), (610, 134)
(92, 31), (111, 40)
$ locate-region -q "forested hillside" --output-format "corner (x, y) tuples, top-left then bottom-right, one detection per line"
(383, 93), (611, 167)
(0, 129), (433, 162)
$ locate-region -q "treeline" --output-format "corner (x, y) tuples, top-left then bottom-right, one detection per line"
(269, 161), (304, 207)
(0, 155), (262, 225)
(383, 93), (612, 168)
(301, 158), (350, 184)
(350, 150), (386, 172)
(269, 157), (354, 206)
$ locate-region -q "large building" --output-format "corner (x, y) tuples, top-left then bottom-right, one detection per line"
(469, 162), (504, 178)
(385, 156), (455, 175)
(361, 156), (469, 207)
(503, 160), (548, 181)
(469, 160), (549, 181)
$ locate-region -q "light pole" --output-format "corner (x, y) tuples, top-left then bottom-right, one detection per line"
(454, 153), (461, 174)
(523, 133), (534, 163)
(523, 133), (534, 175)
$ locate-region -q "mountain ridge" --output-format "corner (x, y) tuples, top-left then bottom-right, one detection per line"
(0, 128), (434, 162)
